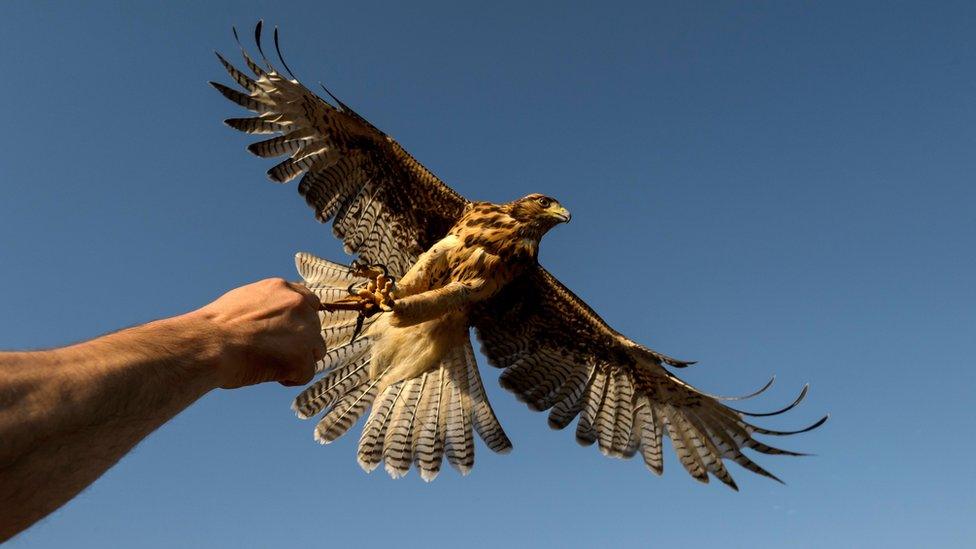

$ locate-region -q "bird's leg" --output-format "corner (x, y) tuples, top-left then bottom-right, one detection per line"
(388, 278), (491, 328)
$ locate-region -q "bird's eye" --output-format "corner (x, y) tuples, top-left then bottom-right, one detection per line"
(537, 197), (551, 208)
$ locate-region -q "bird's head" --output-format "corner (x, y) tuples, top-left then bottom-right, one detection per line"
(508, 194), (571, 236)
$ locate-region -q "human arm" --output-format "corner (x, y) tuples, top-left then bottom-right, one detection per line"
(0, 278), (326, 541)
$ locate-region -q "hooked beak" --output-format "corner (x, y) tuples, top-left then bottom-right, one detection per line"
(553, 206), (571, 223)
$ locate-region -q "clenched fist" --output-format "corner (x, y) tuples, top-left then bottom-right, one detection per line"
(190, 278), (326, 389)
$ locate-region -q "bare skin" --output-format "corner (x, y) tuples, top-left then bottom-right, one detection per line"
(0, 278), (326, 541)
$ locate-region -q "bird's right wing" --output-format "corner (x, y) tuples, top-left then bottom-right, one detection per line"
(212, 22), (469, 277)
(472, 266), (827, 489)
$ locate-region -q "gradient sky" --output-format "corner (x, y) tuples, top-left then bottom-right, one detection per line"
(2, 1), (974, 547)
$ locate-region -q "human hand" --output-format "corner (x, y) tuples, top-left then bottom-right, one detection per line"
(190, 278), (326, 389)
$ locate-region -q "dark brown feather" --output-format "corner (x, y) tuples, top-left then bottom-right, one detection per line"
(214, 26), (468, 277)
(472, 267), (826, 488)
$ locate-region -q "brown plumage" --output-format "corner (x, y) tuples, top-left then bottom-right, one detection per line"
(213, 22), (827, 487)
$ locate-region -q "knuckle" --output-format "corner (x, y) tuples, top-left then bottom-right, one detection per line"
(267, 277), (289, 288)
(282, 291), (305, 307)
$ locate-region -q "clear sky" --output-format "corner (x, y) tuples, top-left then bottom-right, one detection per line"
(2, 1), (974, 547)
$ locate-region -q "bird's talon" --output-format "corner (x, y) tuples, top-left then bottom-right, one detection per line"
(323, 263), (396, 317)
(351, 262), (389, 279)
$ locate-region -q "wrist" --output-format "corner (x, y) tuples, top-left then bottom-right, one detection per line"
(152, 310), (227, 393)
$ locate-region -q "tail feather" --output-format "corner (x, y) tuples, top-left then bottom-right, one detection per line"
(415, 368), (446, 481)
(383, 375), (426, 478)
(294, 252), (512, 480)
(464, 345), (512, 454)
(312, 334), (372, 374)
(444, 350), (475, 474)
(357, 384), (401, 472)
(320, 316), (379, 349)
(314, 373), (383, 444)
(292, 353), (369, 419)
(306, 285), (357, 303)
(295, 252), (361, 287)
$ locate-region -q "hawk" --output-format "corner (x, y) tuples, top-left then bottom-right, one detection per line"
(211, 22), (827, 488)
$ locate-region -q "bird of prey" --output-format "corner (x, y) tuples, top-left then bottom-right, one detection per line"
(211, 22), (827, 488)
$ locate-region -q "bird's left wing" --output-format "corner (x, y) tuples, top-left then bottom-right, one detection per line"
(212, 22), (469, 277)
(472, 267), (827, 489)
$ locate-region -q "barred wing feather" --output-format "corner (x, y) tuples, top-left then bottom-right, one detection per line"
(212, 23), (468, 278)
(472, 267), (828, 489)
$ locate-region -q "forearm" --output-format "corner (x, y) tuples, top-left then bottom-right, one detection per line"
(0, 278), (323, 541)
(0, 312), (220, 540)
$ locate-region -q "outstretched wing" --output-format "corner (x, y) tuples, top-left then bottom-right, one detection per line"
(212, 22), (468, 277)
(472, 267), (827, 490)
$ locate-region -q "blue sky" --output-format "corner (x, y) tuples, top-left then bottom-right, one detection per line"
(1, 1), (974, 547)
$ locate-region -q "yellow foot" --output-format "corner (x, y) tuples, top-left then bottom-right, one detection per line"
(321, 263), (396, 317)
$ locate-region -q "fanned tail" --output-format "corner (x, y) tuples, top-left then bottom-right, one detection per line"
(294, 252), (510, 480)
(354, 345), (511, 481)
